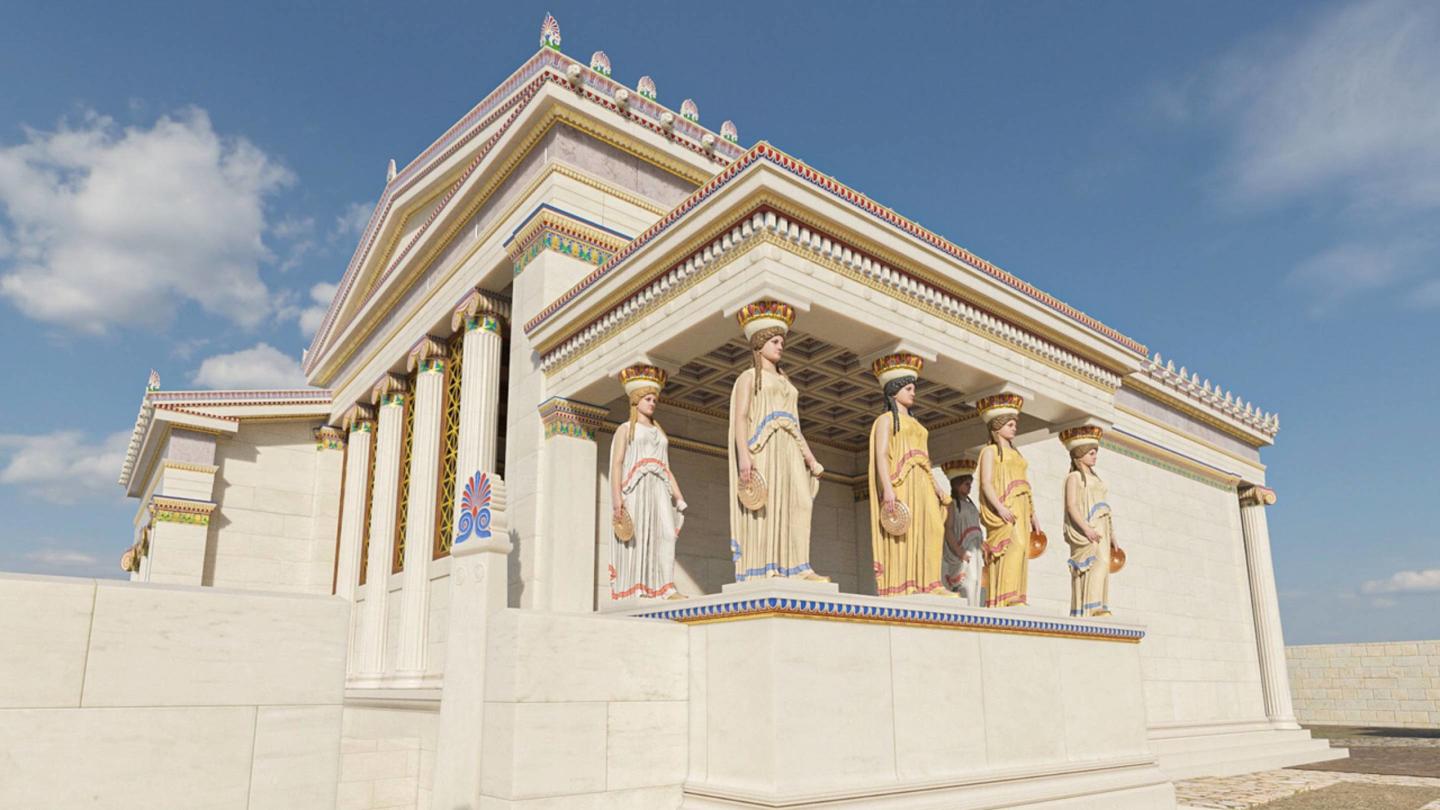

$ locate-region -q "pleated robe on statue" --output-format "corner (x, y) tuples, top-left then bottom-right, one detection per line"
(1063, 469), (1112, 616)
(979, 444), (1034, 608)
(868, 413), (946, 596)
(943, 498), (985, 606)
(609, 422), (684, 600)
(728, 368), (818, 581)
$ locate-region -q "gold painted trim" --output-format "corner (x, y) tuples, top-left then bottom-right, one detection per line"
(1124, 376), (1270, 449)
(667, 609), (1142, 643)
(150, 496), (218, 515)
(160, 461), (219, 475)
(544, 228), (1118, 393)
(1103, 430), (1241, 489)
(535, 189), (1134, 381)
(314, 125), (692, 390)
(1114, 404), (1264, 470)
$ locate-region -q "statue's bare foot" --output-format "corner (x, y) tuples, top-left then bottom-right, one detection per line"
(795, 570), (830, 583)
(667, 591), (689, 601)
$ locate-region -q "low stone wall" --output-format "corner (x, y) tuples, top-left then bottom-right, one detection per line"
(1287, 640), (1440, 729)
(0, 572), (349, 810)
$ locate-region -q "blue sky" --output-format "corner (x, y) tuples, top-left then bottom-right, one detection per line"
(1, 1), (1436, 644)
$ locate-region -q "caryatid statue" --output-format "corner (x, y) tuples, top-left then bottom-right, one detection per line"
(976, 393), (1042, 608)
(727, 300), (829, 582)
(866, 353), (951, 597)
(941, 458), (985, 606)
(1060, 426), (1115, 617)
(608, 365), (688, 601)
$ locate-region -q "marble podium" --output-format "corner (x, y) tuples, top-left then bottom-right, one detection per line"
(612, 582), (1178, 809)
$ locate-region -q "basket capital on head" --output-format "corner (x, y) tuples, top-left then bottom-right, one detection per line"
(619, 364), (667, 398)
(736, 299), (796, 340)
(871, 353), (924, 387)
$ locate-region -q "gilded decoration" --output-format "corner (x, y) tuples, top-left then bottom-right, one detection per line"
(435, 333), (464, 558)
(393, 374), (417, 573)
(407, 334), (448, 373)
(538, 219), (1122, 394)
(149, 496), (216, 526)
(451, 288), (512, 334)
(311, 97), (700, 387)
(524, 142), (1145, 358)
(304, 44), (739, 377)
(539, 397), (606, 441)
(314, 425), (346, 450)
(1100, 432), (1240, 492)
(343, 403), (376, 433)
(372, 373), (408, 406)
(359, 429), (378, 586)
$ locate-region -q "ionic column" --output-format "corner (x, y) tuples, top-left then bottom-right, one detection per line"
(451, 289), (509, 477)
(394, 338), (448, 683)
(1239, 484), (1298, 728)
(536, 397), (606, 613)
(333, 406), (374, 600)
(355, 374), (408, 682)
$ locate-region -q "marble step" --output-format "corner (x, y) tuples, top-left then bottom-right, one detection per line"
(1155, 734), (1347, 780)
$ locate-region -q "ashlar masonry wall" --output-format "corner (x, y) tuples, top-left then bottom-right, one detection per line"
(207, 420), (343, 594)
(1288, 641), (1440, 729)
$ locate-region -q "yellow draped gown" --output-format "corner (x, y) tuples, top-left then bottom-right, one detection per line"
(1063, 469), (1112, 617)
(979, 444), (1034, 608)
(727, 368), (819, 580)
(867, 413), (946, 596)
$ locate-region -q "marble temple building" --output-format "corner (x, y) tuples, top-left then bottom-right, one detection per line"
(59, 15), (1343, 810)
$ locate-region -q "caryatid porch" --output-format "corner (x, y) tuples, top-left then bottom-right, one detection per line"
(521, 143), (1135, 610)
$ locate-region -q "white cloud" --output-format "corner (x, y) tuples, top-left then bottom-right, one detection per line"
(1285, 240), (1431, 315)
(191, 343), (307, 389)
(1208, 1), (1440, 210)
(1165, 1), (1440, 312)
(298, 281), (337, 337)
(0, 430), (129, 503)
(1361, 568), (1440, 594)
(0, 108), (293, 332)
(26, 548), (100, 568)
(332, 200), (374, 242)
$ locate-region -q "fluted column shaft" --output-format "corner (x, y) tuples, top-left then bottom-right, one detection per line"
(455, 310), (505, 479)
(334, 416), (373, 600)
(395, 354), (447, 681)
(356, 381), (407, 681)
(1239, 485), (1298, 728)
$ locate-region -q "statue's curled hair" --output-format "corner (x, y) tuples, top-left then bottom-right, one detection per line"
(748, 327), (788, 393)
(627, 386), (663, 436)
(882, 375), (917, 435)
(987, 415), (1018, 460)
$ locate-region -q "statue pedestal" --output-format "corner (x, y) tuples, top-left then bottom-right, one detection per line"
(624, 585), (1177, 809)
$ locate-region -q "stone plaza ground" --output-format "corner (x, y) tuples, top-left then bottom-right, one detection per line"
(1175, 726), (1440, 809)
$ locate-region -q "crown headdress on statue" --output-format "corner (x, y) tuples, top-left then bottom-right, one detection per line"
(1059, 425), (1104, 453)
(618, 364), (667, 397)
(942, 457), (977, 477)
(736, 300), (795, 340)
(976, 393), (1024, 423)
(871, 353), (924, 386)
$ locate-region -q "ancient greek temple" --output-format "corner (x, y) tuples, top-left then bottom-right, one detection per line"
(81, 15), (1340, 810)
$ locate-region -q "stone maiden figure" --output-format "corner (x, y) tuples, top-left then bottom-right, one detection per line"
(1060, 425), (1120, 617)
(608, 365), (688, 600)
(975, 394), (1044, 608)
(727, 300), (829, 582)
(867, 353), (951, 597)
